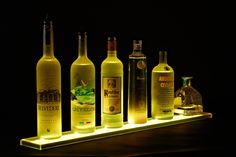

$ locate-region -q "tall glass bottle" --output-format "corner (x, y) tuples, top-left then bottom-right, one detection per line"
(151, 51), (174, 120)
(101, 37), (123, 128)
(36, 19), (62, 139)
(71, 32), (95, 133)
(128, 40), (147, 124)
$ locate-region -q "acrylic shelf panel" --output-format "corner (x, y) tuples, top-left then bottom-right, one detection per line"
(20, 112), (212, 150)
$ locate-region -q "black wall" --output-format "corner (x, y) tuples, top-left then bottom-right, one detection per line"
(2, 1), (235, 153)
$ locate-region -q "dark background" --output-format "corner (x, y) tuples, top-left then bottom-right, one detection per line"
(2, 1), (235, 156)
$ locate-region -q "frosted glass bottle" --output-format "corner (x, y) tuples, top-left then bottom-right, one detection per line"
(71, 32), (96, 133)
(151, 51), (174, 120)
(174, 76), (203, 115)
(128, 40), (147, 124)
(101, 37), (123, 128)
(36, 20), (62, 139)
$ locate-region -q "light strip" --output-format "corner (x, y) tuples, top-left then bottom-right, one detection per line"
(20, 112), (212, 150)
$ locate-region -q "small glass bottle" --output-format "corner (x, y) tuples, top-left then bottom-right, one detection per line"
(128, 40), (147, 124)
(36, 19), (62, 139)
(101, 37), (123, 128)
(71, 32), (96, 133)
(174, 76), (203, 116)
(151, 50), (174, 120)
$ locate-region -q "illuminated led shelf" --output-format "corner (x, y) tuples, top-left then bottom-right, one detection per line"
(20, 112), (212, 150)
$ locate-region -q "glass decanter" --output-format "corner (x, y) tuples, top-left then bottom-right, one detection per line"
(174, 76), (203, 116)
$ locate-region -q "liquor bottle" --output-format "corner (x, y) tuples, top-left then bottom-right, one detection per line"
(174, 76), (203, 116)
(36, 19), (62, 139)
(101, 37), (123, 128)
(151, 50), (174, 120)
(71, 32), (96, 133)
(128, 40), (147, 124)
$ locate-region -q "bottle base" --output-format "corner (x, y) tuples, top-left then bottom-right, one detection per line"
(174, 104), (203, 116)
(102, 114), (123, 128)
(152, 115), (173, 120)
(38, 134), (62, 140)
(71, 127), (95, 134)
(102, 122), (123, 128)
(128, 119), (147, 124)
(157, 117), (173, 120)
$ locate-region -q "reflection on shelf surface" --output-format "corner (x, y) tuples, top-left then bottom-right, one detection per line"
(20, 112), (212, 150)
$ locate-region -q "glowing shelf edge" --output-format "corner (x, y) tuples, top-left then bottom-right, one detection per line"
(20, 112), (212, 150)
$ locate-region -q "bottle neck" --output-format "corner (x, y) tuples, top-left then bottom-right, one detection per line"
(43, 20), (54, 57)
(107, 37), (117, 57)
(159, 51), (167, 64)
(182, 77), (193, 87)
(78, 32), (87, 57)
(132, 40), (142, 54)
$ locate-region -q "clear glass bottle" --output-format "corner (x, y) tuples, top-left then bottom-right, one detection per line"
(101, 37), (123, 128)
(36, 19), (62, 139)
(151, 51), (174, 120)
(128, 40), (147, 124)
(71, 32), (96, 133)
(174, 76), (203, 116)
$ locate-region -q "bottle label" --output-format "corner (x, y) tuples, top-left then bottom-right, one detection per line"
(37, 89), (60, 101)
(102, 77), (121, 115)
(37, 89), (61, 136)
(128, 58), (147, 112)
(71, 83), (95, 128)
(71, 100), (95, 127)
(137, 60), (146, 70)
(152, 73), (174, 115)
(37, 89), (61, 110)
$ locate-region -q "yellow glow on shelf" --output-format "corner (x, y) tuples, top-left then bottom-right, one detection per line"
(20, 112), (212, 150)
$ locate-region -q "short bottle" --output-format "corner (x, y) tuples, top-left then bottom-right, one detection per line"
(101, 37), (123, 128)
(174, 76), (203, 116)
(128, 40), (147, 124)
(71, 32), (96, 133)
(36, 19), (62, 139)
(151, 50), (174, 120)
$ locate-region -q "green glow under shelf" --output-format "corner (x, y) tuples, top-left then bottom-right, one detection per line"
(20, 112), (212, 150)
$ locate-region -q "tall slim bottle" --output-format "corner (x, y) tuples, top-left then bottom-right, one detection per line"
(101, 37), (123, 128)
(151, 51), (174, 120)
(71, 32), (95, 133)
(128, 40), (147, 124)
(36, 20), (62, 139)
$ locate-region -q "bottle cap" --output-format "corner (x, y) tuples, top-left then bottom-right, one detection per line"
(133, 40), (142, 51)
(107, 37), (117, 51)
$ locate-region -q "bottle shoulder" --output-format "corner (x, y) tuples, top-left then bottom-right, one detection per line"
(36, 58), (61, 71)
(152, 63), (174, 72)
(129, 52), (146, 58)
(72, 56), (94, 65)
(175, 85), (202, 104)
(101, 57), (123, 74)
(102, 56), (123, 64)
(37, 56), (60, 64)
